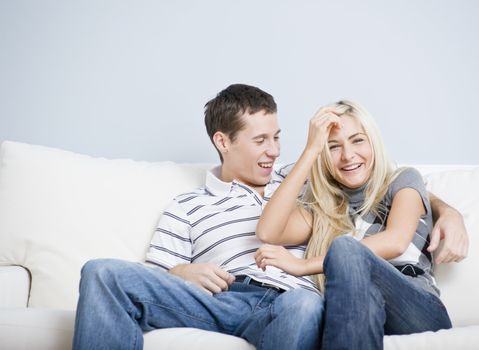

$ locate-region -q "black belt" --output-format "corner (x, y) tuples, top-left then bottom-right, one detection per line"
(235, 275), (285, 293)
(395, 264), (425, 277)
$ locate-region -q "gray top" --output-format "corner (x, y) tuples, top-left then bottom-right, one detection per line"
(344, 167), (439, 296)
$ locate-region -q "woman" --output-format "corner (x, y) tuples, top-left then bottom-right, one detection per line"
(255, 100), (452, 349)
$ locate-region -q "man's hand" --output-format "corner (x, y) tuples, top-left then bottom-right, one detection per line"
(427, 207), (469, 264)
(169, 263), (235, 295)
(254, 244), (307, 276)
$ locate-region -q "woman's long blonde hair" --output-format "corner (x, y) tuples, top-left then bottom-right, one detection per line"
(303, 100), (397, 291)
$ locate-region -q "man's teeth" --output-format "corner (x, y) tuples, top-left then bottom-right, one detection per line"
(259, 163), (273, 168)
(342, 164), (361, 171)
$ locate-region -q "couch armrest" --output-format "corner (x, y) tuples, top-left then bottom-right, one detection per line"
(0, 266), (30, 307)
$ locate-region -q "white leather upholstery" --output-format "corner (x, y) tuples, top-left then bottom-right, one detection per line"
(1, 307), (478, 350)
(0, 266), (29, 307)
(0, 308), (74, 350)
(383, 325), (479, 350)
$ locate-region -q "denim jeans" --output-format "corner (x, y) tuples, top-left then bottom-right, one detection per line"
(72, 259), (324, 350)
(322, 236), (452, 350)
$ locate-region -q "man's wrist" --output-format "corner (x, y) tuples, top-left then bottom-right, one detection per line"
(168, 264), (187, 276)
(430, 195), (451, 221)
(437, 203), (461, 220)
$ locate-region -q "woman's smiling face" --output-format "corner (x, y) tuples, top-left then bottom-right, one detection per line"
(327, 114), (373, 189)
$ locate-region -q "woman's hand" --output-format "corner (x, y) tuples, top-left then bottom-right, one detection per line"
(305, 105), (343, 156)
(254, 244), (307, 276)
(256, 104), (343, 249)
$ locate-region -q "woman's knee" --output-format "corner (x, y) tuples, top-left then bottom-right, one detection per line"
(324, 236), (371, 279)
(327, 236), (365, 261)
(330, 235), (360, 251)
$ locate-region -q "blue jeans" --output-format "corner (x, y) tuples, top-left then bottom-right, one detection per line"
(322, 236), (452, 350)
(72, 259), (324, 350)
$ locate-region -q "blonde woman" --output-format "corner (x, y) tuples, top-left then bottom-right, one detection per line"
(255, 101), (452, 349)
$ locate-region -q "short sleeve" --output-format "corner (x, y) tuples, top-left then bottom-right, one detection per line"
(389, 167), (430, 215)
(275, 163), (294, 179)
(274, 162), (310, 199)
(145, 198), (192, 270)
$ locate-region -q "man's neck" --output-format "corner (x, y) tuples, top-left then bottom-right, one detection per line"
(252, 185), (265, 198)
(218, 166), (266, 198)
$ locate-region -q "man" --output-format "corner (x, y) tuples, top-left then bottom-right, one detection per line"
(73, 84), (468, 350)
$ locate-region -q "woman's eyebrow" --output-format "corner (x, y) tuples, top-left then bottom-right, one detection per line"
(328, 132), (366, 143)
(348, 132), (366, 140)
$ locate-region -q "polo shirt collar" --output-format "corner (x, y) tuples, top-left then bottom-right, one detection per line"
(206, 165), (273, 197)
(205, 166), (235, 196)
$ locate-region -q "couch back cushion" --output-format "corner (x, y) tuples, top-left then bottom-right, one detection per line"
(0, 141), (208, 309)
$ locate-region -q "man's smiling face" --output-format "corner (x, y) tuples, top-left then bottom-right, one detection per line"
(221, 110), (281, 189)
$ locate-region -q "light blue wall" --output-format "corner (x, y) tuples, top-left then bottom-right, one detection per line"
(1, 0), (478, 164)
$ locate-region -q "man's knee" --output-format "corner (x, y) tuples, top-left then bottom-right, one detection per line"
(277, 289), (324, 323)
(80, 259), (136, 288)
(82, 258), (120, 276)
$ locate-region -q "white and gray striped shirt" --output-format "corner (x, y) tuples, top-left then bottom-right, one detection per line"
(146, 164), (319, 294)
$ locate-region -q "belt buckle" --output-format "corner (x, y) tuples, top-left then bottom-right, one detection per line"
(235, 275), (284, 293)
(258, 281), (284, 293)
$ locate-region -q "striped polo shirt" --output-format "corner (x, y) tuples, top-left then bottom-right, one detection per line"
(146, 164), (319, 294)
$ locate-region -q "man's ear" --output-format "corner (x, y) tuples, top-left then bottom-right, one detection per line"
(213, 131), (230, 155)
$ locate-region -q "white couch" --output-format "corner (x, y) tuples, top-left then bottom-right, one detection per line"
(0, 141), (478, 350)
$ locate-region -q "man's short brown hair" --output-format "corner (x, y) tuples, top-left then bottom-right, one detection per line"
(204, 84), (277, 162)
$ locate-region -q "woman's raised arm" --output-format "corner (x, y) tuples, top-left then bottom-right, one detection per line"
(256, 107), (342, 245)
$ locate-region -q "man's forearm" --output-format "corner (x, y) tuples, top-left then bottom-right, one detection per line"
(429, 191), (457, 222)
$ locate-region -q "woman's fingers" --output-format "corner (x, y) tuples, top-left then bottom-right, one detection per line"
(255, 245), (279, 269)
(306, 112), (342, 153)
